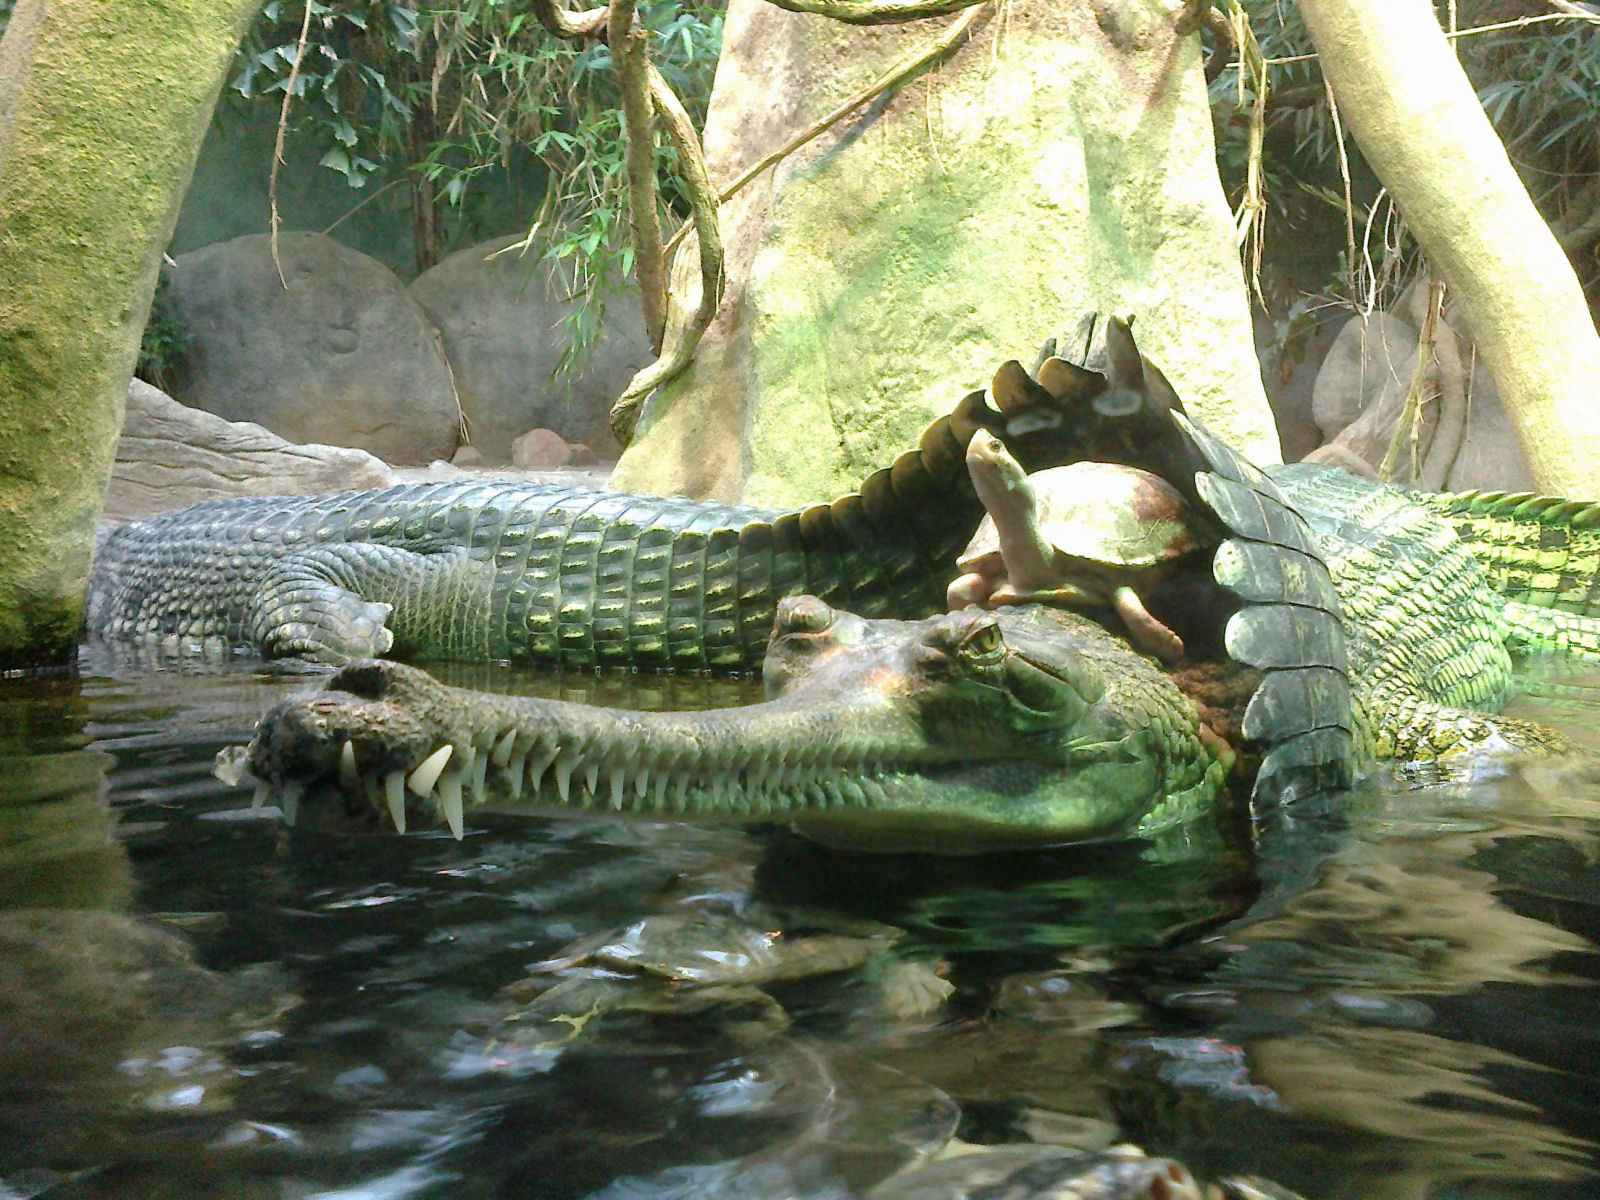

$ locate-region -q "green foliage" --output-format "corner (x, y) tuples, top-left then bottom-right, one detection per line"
(228, 0), (722, 358)
(1213, 0), (1600, 311)
(135, 267), (190, 393)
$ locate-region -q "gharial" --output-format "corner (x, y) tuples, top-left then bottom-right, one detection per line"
(217, 319), (1600, 850)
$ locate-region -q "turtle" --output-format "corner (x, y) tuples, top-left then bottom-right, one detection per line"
(860, 1139), (1313, 1200)
(494, 905), (952, 1050)
(947, 431), (1206, 666)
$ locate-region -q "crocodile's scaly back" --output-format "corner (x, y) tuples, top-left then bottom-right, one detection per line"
(1271, 465), (1522, 753)
(1412, 487), (1600, 618)
(88, 397), (1028, 669)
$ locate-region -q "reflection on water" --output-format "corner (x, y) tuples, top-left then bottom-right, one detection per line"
(0, 647), (1595, 1198)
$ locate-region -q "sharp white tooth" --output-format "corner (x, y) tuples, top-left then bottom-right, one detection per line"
(554, 753), (577, 803)
(280, 782), (302, 827)
(505, 744), (530, 797)
(672, 773), (690, 809)
(458, 743), (475, 773)
(438, 774), (465, 840)
(652, 768), (670, 807)
(251, 781), (270, 810)
(472, 746), (490, 800)
(491, 728), (517, 768)
(339, 740), (358, 789)
(634, 766), (650, 798)
(385, 772), (407, 834)
(584, 760), (600, 795)
(607, 769), (626, 809)
(407, 745), (453, 797)
(526, 744), (559, 796)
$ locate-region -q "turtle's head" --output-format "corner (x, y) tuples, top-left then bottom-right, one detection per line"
(964, 429), (1035, 518)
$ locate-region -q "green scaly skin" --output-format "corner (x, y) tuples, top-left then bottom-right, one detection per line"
(229, 463), (1590, 850)
(1272, 465), (1571, 761)
(87, 391), (1077, 671)
(233, 600), (1231, 853)
(1412, 485), (1600, 655)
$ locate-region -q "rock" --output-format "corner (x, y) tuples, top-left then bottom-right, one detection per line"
(611, 0), (1278, 505)
(164, 232), (460, 465)
(1306, 299), (1535, 492)
(569, 443), (599, 467)
(450, 444), (486, 468)
(510, 427), (574, 469)
(410, 237), (653, 462)
(104, 379), (398, 522)
(1310, 310), (1414, 441)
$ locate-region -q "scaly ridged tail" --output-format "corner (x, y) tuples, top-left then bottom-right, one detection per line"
(1412, 488), (1600, 618)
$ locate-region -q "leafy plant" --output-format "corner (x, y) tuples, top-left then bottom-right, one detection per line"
(1212, 0), (1600, 315)
(135, 268), (190, 393)
(229, 0), (722, 286)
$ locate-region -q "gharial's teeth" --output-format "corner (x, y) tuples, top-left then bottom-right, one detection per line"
(280, 782), (303, 827)
(438, 774), (465, 841)
(584, 761), (600, 796)
(491, 729), (517, 768)
(251, 781), (270, 810)
(609, 769), (626, 810)
(526, 744), (560, 797)
(339, 740), (359, 789)
(505, 743), (531, 797)
(408, 744), (453, 797)
(554, 753), (578, 803)
(634, 766), (650, 799)
(385, 772), (407, 834)
(471, 746), (490, 801)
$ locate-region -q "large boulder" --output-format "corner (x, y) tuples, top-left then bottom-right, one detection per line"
(611, 0), (1278, 506)
(410, 237), (651, 462)
(1303, 290), (1535, 492)
(163, 232), (460, 464)
(104, 379), (397, 521)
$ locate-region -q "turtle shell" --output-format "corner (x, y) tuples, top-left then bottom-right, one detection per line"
(959, 460), (1199, 573)
(1011, 313), (1356, 806)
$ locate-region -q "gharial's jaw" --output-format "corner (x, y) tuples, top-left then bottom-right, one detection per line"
(224, 601), (1202, 852)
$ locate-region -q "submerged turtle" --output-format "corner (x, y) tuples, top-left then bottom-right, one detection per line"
(496, 906), (951, 1049)
(947, 432), (1206, 665)
(861, 1140), (1313, 1200)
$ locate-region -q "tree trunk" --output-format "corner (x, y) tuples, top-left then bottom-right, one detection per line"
(612, 0), (1280, 507)
(1299, 0), (1600, 497)
(0, 0), (260, 670)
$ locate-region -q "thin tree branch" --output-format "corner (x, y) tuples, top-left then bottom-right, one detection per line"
(760, 0), (984, 25)
(269, 0), (316, 288)
(1543, 0), (1600, 22)
(609, 61), (725, 442)
(609, 0), (668, 352)
(527, 0), (608, 38)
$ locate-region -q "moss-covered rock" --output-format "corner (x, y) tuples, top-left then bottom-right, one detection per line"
(0, 0), (260, 669)
(612, 0), (1277, 507)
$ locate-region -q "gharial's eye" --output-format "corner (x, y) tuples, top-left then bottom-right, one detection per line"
(776, 595), (834, 634)
(958, 619), (1006, 665)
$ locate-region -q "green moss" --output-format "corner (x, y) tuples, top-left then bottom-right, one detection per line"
(620, 3), (1278, 508)
(0, 0), (258, 665)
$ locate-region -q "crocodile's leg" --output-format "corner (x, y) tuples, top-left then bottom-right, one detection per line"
(1500, 599), (1600, 661)
(1357, 687), (1571, 761)
(245, 544), (504, 663)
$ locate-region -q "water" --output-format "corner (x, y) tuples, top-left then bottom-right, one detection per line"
(2, 648), (1598, 1200)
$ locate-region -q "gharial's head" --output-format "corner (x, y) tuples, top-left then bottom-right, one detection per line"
(221, 597), (1217, 854)
(754, 596), (1207, 851)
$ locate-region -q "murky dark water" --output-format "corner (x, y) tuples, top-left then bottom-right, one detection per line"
(2, 647), (1598, 1199)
